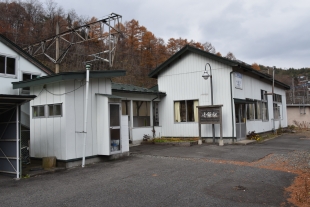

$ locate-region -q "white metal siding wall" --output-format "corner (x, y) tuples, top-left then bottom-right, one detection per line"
(158, 53), (233, 138)
(30, 78), (111, 160)
(30, 82), (66, 159)
(233, 73), (288, 133)
(65, 78), (110, 160)
(0, 42), (48, 95)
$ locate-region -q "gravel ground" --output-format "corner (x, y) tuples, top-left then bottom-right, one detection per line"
(131, 132), (310, 206)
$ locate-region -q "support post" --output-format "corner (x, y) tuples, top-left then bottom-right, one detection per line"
(16, 106), (20, 179)
(130, 100), (133, 143)
(55, 22), (60, 73)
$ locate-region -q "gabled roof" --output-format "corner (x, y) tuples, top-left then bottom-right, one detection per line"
(149, 45), (290, 90)
(0, 34), (54, 75)
(12, 70), (126, 89)
(112, 82), (166, 95)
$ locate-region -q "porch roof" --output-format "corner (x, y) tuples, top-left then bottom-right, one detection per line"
(112, 83), (166, 96)
(12, 70), (126, 89)
(0, 94), (36, 114)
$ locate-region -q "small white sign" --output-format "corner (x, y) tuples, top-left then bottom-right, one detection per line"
(235, 73), (243, 89)
(201, 112), (218, 118)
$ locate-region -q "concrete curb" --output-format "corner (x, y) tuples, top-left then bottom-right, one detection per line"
(142, 141), (199, 147)
(24, 167), (66, 178)
(234, 140), (257, 145)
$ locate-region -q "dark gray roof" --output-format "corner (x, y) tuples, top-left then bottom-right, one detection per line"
(96, 93), (123, 99)
(12, 70), (126, 89)
(0, 34), (54, 75)
(112, 83), (166, 95)
(149, 85), (159, 92)
(149, 45), (290, 90)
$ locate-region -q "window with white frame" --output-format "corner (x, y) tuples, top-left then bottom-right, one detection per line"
(273, 93), (282, 103)
(255, 101), (262, 120)
(32, 105), (45, 118)
(247, 99), (264, 121)
(22, 72), (40, 93)
(0, 55), (16, 76)
(133, 101), (151, 127)
(273, 93), (282, 120)
(174, 100), (199, 122)
(261, 90), (269, 121)
(273, 103), (281, 120)
(32, 104), (62, 118)
(48, 104), (62, 117)
(246, 101), (255, 120)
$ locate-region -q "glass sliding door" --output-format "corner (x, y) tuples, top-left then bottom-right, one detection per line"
(110, 104), (121, 152)
(235, 103), (246, 140)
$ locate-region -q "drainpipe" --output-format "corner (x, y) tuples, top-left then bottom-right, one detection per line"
(82, 63), (90, 167)
(151, 93), (158, 138)
(230, 71), (235, 141)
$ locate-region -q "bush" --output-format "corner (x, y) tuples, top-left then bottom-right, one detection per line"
(247, 131), (261, 141)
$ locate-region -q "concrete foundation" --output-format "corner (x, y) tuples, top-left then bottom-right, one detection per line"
(204, 138), (234, 144)
(31, 152), (130, 169)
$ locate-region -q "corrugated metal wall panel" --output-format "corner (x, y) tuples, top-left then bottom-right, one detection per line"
(30, 78), (111, 160)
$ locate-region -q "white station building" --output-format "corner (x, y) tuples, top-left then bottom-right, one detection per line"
(147, 45), (290, 143)
(10, 44), (290, 171)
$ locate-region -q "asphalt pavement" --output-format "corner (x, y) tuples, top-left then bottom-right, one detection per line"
(0, 134), (309, 207)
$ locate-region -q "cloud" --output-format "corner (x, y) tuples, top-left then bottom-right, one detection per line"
(53, 0), (310, 68)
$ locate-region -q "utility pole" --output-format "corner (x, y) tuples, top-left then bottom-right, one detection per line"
(292, 77), (295, 104)
(55, 22), (60, 73)
(306, 76), (308, 104)
(266, 67), (276, 133)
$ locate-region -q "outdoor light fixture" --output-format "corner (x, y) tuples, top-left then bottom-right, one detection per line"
(202, 62), (215, 143)
(202, 63), (213, 105)
(202, 64), (212, 80)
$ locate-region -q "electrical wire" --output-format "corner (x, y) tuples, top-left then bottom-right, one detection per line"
(44, 81), (86, 96)
(158, 67), (229, 78)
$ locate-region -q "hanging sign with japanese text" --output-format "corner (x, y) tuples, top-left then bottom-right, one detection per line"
(197, 105), (222, 124)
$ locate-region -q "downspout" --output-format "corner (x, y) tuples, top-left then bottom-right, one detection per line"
(82, 64), (90, 167)
(151, 93), (158, 138)
(230, 71), (235, 142)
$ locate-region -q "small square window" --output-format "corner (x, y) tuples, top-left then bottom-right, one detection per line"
(0, 55), (16, 76)
(48, 105), (54, 116)
(0, 56), (5, 74)
(6, 57), (15, 75)
(48, 104), (62, 117)
(54, 105), (62, 116)
(33, 105), (45, 118)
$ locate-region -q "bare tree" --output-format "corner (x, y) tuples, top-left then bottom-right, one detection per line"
(202, 42), (216, 53)
(225, 52), (236, 60)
